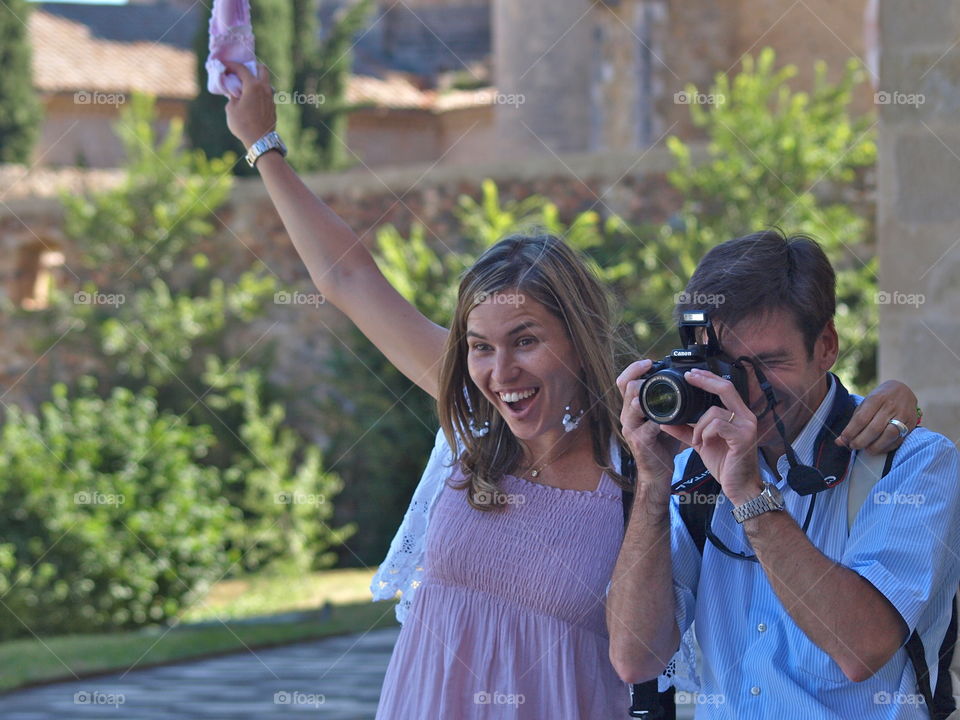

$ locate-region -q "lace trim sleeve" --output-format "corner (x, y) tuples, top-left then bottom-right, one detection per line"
(370, 428), (456, 622)
(658, 624), (701, 693)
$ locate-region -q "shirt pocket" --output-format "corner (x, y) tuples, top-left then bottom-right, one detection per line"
(794, 634), (850, 685)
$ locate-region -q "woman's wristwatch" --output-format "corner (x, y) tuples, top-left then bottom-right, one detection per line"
(732, 481), (785, 523)
(245, 131), (287, 168)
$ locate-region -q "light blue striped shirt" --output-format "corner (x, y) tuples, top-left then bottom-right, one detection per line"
(669, 378), (960, 719)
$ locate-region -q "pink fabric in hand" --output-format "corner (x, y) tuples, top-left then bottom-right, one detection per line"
(205, 0), (259, 98)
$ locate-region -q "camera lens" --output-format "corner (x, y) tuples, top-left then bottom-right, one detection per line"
(644, 379), (680, 420)
(639, 368), (717, 425)
(640, 371), (687, 424)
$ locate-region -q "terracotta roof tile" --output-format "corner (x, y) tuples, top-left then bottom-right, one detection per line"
(345, 74), (429, 109)
(29, 9), (492, 111)
(346, 74), (493, 112)
(30, 10), (197, 99)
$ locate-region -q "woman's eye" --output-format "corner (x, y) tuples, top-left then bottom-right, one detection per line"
(517, 336), (536, 347)
(470, 343), (491, 352)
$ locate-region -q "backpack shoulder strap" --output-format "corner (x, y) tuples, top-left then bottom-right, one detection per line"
(933, 594), (958, 719)
(621, 452), (636, 527)
(845, 449), (959, 719)
(676, 452), (720, 556)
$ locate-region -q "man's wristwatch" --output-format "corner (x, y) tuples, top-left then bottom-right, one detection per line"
(731, 482), (785, 523)
(245, 131), (287, 168)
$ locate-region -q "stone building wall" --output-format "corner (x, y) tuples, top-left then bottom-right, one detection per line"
(492, 0), (876, 160)
(877, 0), (960, 442)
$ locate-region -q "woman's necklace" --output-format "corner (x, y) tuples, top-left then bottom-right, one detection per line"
(527, 458), (555, 479)
(524, 443), (570, 479)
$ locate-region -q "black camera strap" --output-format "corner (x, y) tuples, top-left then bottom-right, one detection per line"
(674, 372), (856, 497)
(750, 368), (855, 496)
(673, 373), (857, 564)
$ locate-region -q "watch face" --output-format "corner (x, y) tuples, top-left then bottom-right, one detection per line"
(764, 483), (784, 506)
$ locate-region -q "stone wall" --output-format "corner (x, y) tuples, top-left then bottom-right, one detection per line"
(346, 105), (494, 168)
(877, 0), (960, 442)
(38, 94), (189, 169)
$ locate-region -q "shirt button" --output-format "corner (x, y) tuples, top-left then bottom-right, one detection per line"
(757, 623), (767, 632)
(750, 686), (761, 696)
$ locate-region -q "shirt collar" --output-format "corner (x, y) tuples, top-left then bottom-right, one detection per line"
(772, 374), (836, 483)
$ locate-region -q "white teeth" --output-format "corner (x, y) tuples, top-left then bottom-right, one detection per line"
(498, 388), (537, 403)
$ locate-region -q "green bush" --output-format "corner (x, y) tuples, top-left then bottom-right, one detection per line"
(0, 379), (238, 640)
(50, 93), (352, 577)
(2, 93), (352, 637)
(206, 358), (355, 574)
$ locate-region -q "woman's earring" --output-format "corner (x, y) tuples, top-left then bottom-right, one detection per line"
(562, 405), (584, 433)
(469, 417), (490, 438)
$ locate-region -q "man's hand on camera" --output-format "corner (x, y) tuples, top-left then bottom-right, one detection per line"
(660, 368), (763, 507)
(617, 359), (683, 500)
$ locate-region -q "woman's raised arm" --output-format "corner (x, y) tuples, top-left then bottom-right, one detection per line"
(223, 61), (447, 398)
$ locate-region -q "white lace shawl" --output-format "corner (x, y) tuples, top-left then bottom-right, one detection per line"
(370, 428), (456, 622)
(369, 427), (700, 692)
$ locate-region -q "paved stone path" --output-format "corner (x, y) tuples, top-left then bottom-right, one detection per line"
(0, 627), (401, 720)
(0, 626), (695, 719)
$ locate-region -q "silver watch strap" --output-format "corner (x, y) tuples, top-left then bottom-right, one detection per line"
(732, 484), (783, 523)
(245, 131), (287, 168)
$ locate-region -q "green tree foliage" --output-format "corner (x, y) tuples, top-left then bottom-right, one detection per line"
(64, 94), (235, 282)
(0, 95), (350, 637)
(0, 0), (41, 163)
(294, 0), (374, 171)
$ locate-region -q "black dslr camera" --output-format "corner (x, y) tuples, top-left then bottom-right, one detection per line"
(639, 310), (749, 425)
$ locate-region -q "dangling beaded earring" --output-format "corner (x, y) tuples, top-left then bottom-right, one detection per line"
(469, 417), (490, 438)
(562, 405), (584, 433)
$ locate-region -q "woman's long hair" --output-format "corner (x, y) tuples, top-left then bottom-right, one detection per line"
(437, 233), (628, 510)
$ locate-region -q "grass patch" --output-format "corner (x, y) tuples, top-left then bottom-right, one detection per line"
(181, 567), (379, 623)
(0, 600), (397, 694)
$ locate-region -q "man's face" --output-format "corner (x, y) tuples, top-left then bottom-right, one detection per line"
(717, 308), (839, 450)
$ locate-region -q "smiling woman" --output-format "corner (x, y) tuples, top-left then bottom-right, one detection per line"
(439, 234), (630, 507)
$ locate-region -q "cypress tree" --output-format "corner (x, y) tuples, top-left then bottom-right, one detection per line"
(0, 0), (42, 164)
(296, 0), (373, 171)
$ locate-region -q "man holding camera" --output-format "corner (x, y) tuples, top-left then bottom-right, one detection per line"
(607, 230), (960, 718)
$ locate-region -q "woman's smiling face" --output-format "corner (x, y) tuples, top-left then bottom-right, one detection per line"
(465, 291), (584, 442)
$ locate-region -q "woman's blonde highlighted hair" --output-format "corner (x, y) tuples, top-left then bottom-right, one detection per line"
(437, 233), (628, 510)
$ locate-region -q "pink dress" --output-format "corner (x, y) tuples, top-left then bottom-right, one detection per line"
(375, 466), (630, 719)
